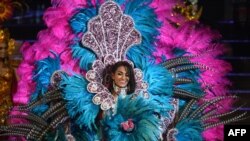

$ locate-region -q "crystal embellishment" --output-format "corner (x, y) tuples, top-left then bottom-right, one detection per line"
(83, 1), (148, 110)
(82, 1), (141, 61)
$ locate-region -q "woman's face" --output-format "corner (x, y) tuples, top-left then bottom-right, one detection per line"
(112, 66), (129, 88)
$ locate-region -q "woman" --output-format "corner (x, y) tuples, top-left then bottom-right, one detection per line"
(99, 61), (136, 118)
(103, 61), (136, 99)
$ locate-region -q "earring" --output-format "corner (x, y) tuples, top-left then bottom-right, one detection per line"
(113, 81), (119, 93)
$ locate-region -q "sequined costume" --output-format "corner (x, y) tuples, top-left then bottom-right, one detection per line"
(0, 0), (245, 141)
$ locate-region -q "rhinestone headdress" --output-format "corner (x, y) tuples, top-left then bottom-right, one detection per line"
(83, 1), (148, 110)
(82, 1), (141, 61)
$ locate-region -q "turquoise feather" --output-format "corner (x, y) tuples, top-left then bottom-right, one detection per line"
(70, 7), (98, 71)
(175, 119), (203, 141)
(130, 55), (173, 96)
(144, 64), (173, 96)
(30, 52), (60, 115)
(102, 96), (162, 141)
(125, 0), (161, 62)
(70, 7), (97, 34)
(123, 0), (160, 45)
(59, 73), (100, 130)
(114, 0), (127, 5)
(127, 54), (174, 117)
(71, 41), (96, 71)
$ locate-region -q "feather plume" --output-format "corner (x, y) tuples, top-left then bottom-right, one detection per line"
(70, 7), (97, 34)
(32, 52), (60, 96)
(143, 63), (173, 97)
(59, 73), (100, 130)
(69, 6), (98, 71)
(123, 0), (161, 60)
(28, 52), (60, 114)
(102, 96), (162, 141)
(71, 42), (97, 71)
(175, 119), (203, 141)
(151, 2), (232, 139)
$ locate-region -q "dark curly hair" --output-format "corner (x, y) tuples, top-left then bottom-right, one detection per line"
(102, 61), (136, 94)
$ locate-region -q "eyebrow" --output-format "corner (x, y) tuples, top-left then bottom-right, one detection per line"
(117, 71), (128, 74)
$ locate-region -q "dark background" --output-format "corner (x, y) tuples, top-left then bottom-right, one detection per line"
(200, 0), (250, 124)
(2, 0), (250, 124)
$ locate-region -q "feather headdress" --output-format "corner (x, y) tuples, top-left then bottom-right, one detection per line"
(0, 0), (243, 141)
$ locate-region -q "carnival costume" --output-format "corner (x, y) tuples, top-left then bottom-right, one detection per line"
(0, 0), (246, 141)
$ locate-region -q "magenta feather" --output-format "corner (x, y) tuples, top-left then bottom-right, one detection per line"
(10, 1), (233, 140)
